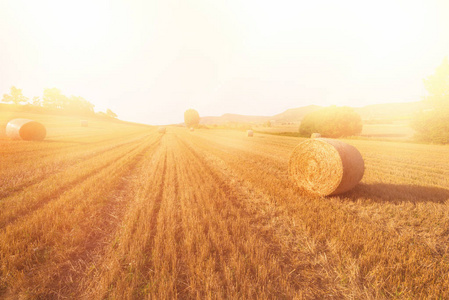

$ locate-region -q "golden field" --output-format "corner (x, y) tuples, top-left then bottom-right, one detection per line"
(1, 112), (449, 299)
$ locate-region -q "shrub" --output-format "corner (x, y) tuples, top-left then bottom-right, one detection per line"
(413, 57), (449, 144)
(412, 109), (449, 144)
(299, 106), (362, 138)
(184, 109), (200, 128)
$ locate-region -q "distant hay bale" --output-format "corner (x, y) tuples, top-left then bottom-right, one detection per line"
(6, 119), (46, 141)
(247, 130), (254, 137)
(190, 127), (194, 132)
(80, 120), (88, 127)
(158, 127), (166, 134)
(311, 133), (321, 138)
(289, 138), (364, 196)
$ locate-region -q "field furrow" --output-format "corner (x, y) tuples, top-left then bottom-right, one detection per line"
(84, 136), (169, 299)
(0, 135), (150, 200)
(0, 137), (154, 229)
(176, 133), (343, 298)
(0, 133), (160, 298)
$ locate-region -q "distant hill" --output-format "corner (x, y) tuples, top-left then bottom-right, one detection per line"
(200, 113), (270, 124)
(270, 105), (321, 122)
(200, 102), (431, 124)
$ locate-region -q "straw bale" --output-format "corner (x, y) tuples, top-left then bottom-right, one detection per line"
(80, 120), (88, 127)
(247, 130), (254, 137)
(158, 127), (166, 134)
(6, 119), (46, 141)
(289, 138), (364, 196)
(311, 133), (321, 138)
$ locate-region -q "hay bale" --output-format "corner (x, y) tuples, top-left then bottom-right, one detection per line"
(247, 130), (254, 137)
(158, 127), (166, 134)
(80, 120), (88, 127)
(6, 119), (46, 141)
(311, 133), (321, 138)
(190, 127), (194, 132)
(289, 138), (364, 196)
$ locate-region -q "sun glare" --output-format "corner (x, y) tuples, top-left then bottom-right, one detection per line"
(2, 0), (449, 298)
(16, 0), (140, 77)
(1, 0), (448, 123)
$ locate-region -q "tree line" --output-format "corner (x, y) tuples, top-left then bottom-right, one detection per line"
(2, 87), (117, 118)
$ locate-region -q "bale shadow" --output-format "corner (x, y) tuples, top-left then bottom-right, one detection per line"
(340, 183), (449, 204)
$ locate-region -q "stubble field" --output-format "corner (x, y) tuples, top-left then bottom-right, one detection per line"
(1, 113), (449, 299)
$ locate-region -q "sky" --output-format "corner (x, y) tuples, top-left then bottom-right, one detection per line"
(1, 0), (448, 125)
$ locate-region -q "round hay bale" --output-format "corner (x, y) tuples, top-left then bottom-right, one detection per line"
(289, 138), (364, 196)
(311, 133), (321, 138)
(158, 127), (166, 134)
(247, 130), (254, 137)
(6, 119), (46, 141)
(80, 120), (88, 127)
(190, 127), (194, 132)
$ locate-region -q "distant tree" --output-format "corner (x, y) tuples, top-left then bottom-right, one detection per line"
(2, 86), (28, 105)
(96, 111), (108, 117)
(106, 108), (118, 118)
(32, 96), (42, 107)
(412, 109), (449, 144)
(423, 57), (449, 109)
(43, 88), (68, 109)
(412, 57), (449, 144)
(184, 109), (200, 128)
(40, 88), (95, 115)
(66, 96), (95, 114)
(299, 106), (362, 138)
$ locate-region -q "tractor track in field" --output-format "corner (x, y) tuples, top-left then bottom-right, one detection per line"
(0, 134), (162, 299)
(0, 136), (150, 200)
(0, 130), (151, 170)
(176, 134), (343, 298)
(41, 137), (163, 299)
(81, 134), (172, 299)
(0, 135), (159, 230)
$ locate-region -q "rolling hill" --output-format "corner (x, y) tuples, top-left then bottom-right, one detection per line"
(200, 101), (430, 124)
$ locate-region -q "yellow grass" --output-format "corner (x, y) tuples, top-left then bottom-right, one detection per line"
(1, 113), (449, 299)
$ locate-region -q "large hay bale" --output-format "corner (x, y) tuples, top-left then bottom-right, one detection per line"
(190, 127), (194, 132)
(158, 127), (166, 134)
(247, 130), (254, 137)
(289, 138), (364, 196)
(311, 133), (321, 138)
(80, 120), (88, 127)
(6, 119), (46, 141)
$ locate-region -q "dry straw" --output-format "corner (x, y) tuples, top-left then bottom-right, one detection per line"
(247, 130), (254, 137)
(6, 119), (46, 141)
(80, 120), (88, 127)
(158, 127), (166, 134)
(190, 127), (194, 132)
(289, 138), (364, 196)
(311, 133), (321, 138)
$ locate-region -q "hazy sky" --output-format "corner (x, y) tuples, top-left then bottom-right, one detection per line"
(1, 0), (448, 124)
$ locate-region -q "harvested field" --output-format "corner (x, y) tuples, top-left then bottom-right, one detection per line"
(1, 113), (449, 299)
